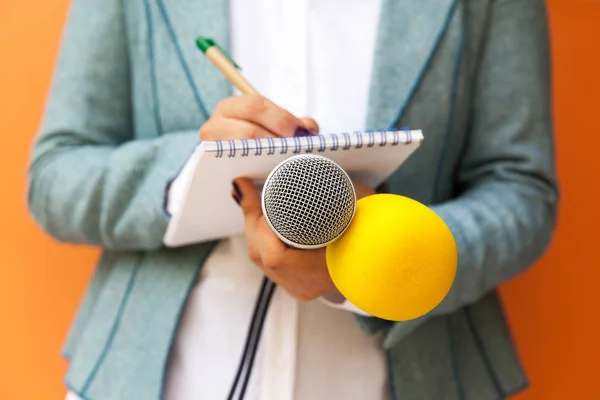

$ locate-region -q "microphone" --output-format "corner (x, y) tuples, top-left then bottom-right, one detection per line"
(261, 154), (457, 322)
(261, 154), (356, 249)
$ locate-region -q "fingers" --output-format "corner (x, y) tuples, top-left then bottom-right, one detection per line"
(232, 177), (288, 280)
(233, 177), (319, 270)
(233, 177), (291, 259)
(200, 117), (278, 142)
(200, 94), (320, 141)
(232, 177), (266, 267)
(233, 176), (336, 302)
(232, 177), (262, 224)
(233, 177), (292, 268)
(233, 178), (289, 257)
(214, 94), (307, 138)
(254, 218), (290, 268)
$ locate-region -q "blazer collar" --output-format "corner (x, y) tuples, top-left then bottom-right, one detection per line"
(154, 0), (232, 117)
(366, 0), (457, 130)
(155, 0), (457, 128)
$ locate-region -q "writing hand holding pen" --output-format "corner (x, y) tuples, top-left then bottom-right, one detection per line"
(195, 36), (319, 142)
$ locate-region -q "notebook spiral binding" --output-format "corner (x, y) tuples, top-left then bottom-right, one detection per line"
(212, 129), (414, 158)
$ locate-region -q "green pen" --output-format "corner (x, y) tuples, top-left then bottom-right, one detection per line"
(196, 35), (259, 95)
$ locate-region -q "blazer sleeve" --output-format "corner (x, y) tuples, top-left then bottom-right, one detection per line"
(27, 0), (199, 251)
(377, 0), (559, 346)
(431, 0), (558, 314)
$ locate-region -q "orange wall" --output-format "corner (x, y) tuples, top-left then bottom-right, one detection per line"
(0, 1), (598, 399)
(501, 2), (600, 399)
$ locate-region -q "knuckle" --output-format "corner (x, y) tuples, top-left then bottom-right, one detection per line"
(199, 121), (214, 140)
(243, 94), (269, 116)
(214, 97), (233, 115)
(247, 248), (261, 265)
(273, 114), (297, 135)
(239, 123), (260, 139)
(262, 252), (283, 271)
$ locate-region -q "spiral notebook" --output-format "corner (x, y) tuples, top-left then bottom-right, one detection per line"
(163, 129), (424, 247)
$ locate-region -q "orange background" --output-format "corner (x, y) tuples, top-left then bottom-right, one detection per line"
(1, 1), (599, 399)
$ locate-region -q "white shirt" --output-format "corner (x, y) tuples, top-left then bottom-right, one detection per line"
(68, 1), (386, 399)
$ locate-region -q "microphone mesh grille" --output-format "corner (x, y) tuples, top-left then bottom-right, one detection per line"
(263, 155), (356, 247)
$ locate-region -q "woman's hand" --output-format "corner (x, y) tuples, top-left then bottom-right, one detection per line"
(233, 177), (376, 301)
(200, 94), (318, 141)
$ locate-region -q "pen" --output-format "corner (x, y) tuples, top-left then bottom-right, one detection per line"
(196, 35), (259, 95)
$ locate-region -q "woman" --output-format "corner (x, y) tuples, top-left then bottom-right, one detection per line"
(28, 0), (558, 399)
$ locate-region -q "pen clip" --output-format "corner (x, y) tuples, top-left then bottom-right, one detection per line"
(195, 35), (241, 70)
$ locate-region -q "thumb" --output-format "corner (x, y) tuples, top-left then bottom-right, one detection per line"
(232, 178), (262, 222)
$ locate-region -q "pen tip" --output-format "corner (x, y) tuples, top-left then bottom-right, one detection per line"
(195, 35), (214, 53)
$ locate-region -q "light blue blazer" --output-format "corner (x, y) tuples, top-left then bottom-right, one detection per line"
(27, 0), (559, 399)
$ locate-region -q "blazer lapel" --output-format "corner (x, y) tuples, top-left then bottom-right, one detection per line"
(153, 0), (458, 128)
(366, 0), (457, 130)
(154, 0), (232, 117)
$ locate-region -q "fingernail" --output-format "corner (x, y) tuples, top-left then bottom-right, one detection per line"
(232, 193), (241, 206)
(232, 181), (243, 200)
(294, 127), (311, 137)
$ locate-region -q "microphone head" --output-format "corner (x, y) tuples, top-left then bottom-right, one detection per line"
(261, 154), (356, 249)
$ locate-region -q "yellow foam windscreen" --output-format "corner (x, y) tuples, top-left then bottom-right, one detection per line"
(326, 194), (457, 321)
